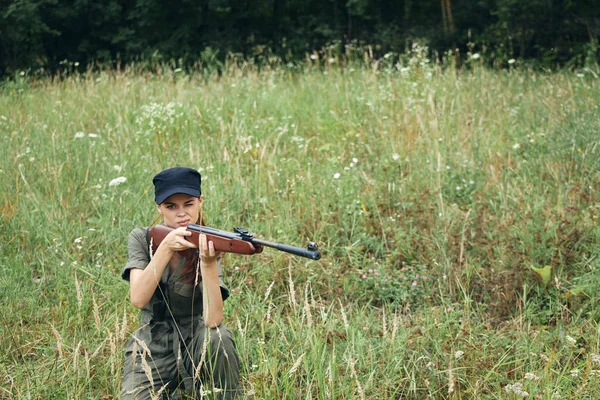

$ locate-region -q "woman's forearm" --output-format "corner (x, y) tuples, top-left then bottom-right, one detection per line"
(128, 244), (173, 308)
(201, 261), (224, 327)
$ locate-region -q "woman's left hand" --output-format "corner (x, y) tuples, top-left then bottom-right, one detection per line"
(198, 233), (223, 265)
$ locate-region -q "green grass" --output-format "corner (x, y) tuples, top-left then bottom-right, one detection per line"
(1, 58), (600, 399)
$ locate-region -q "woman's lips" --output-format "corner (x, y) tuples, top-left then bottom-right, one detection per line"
(177, 220), (190, 227)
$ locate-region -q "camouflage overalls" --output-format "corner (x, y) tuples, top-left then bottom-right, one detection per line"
(120, 227), (240, 399)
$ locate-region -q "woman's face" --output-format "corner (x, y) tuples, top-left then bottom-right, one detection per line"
(157, 193), (202, 229)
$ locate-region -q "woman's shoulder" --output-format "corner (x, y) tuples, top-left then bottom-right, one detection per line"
(127, 226), (150, 248)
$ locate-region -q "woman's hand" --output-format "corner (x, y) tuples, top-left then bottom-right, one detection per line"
(199, 233), (222, 265)
(161, 227), (198, 253)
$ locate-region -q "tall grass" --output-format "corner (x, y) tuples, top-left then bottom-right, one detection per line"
(1, 55), (599, 399)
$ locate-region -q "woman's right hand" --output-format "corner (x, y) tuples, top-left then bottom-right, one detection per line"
(160, 227), (198, 253)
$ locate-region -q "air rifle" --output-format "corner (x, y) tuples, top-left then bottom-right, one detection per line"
(147, 224), (321, 260)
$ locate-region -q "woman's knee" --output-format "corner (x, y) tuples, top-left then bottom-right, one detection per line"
(207, 324), (236, 351)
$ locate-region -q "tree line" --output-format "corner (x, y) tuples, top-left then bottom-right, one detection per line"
(1, 0), (599, 76)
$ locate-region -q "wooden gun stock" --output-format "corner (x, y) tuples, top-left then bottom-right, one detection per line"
(147, 225), (263, 255)
(147, 224), (321, 260)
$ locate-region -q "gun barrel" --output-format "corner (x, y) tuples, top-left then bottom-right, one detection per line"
(188, 224), (238, 239)
(252, 238), (321, 260)
(187, 224), (321, 260)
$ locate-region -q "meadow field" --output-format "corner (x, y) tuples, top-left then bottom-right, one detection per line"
(1, 55), (600, 399)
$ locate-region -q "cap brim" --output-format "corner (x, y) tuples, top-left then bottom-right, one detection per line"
(156, 187), (201, 204)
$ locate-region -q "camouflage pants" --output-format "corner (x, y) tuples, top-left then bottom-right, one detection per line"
(121, 315), (240, 400)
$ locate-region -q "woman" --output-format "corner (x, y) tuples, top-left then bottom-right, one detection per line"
(120, 167), (240, 399)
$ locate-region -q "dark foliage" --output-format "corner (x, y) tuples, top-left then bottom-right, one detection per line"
(1, 0), (599, 75)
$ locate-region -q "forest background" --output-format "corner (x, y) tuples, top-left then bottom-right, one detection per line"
(2, 0), (600, 76)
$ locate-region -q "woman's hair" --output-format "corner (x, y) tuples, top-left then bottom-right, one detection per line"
(152, 210), (207, 285)
(181, 214), (206, 284)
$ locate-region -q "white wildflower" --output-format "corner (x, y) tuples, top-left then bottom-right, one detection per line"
(109, 176), (127, 187)
(471, 53), (481, 60)
(524, 372), (540, 381)
(591, 354), (600, 363)
(570, 369), (579, 378)
(74, 237), (83, 244)
(74, 132), (85, 139)
(566, 335), (577, 345)
(508, 59), (516, 65)
(454, 350), (464, 360)
(333, 173), (340, 179)
(576, 73), (584, 78)
(513, 143), (521, 150)
(505, 382), (528, 397)
(88, 133), (98, 138)
(310, 54), (318, 60)
(392, 153), (400, 161)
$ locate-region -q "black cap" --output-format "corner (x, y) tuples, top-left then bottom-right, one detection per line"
(153, 167), (201, 204)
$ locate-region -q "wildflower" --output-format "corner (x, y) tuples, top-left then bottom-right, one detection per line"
(524, 372), (540, 381)
(88, 133), (98, 138)
(109, 176), (127, 187)
(333, 173), (340, 179)
(74, 132), (85, 139)
(591, 354), (600, 363)
(310, 54), (318, 60)
(513, 143), (520, 150)
(328, 58), (335, 64)
(565, 335), (577, 345)
(74, 237), (83, 243)
(471, 53), (481, 60)
(392, 153), (400, 161)
(508, 59), (516, 65)
(412, 280), (417, 286)
(576, 73), (584, 78)
(505, 382), (528, 397)
(454, 350), (464, 360)
(570, 369), (579, 378)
